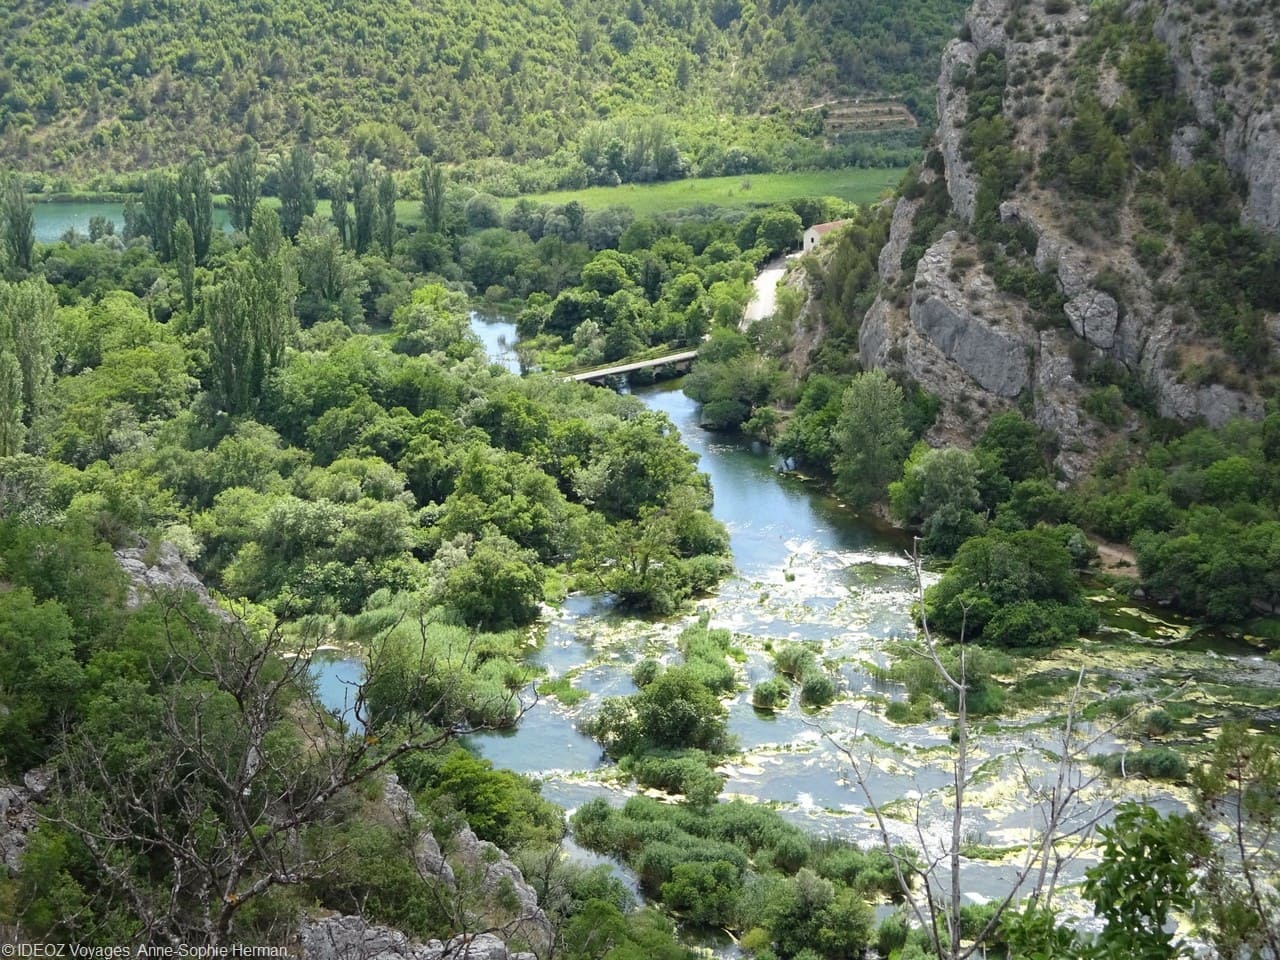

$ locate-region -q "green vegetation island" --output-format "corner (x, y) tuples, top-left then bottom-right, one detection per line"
(1, 0), (1279, 957)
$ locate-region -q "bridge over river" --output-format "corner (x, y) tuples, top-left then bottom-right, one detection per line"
(564, 349), (699, 384)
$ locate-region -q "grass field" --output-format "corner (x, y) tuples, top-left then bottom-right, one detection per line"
(503, 166), (908, 216)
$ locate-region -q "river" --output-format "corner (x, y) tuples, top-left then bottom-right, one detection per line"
(31, 200), (233, 244)
(459, 316), (1104, 905)
(326, 312), (1280, 922)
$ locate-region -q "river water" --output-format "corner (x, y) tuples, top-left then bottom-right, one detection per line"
(32, 200), (233, 244)
(460, 316), (1111, 905)
(336, 312), (1279, 918)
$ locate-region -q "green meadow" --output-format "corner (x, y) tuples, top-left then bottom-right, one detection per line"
(503, 166), (909, 215)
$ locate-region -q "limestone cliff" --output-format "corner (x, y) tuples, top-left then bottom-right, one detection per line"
(851, 0), (1277, 478)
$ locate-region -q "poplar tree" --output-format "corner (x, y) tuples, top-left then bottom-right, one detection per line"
(419, 159), (446, 234)
(351, 158), (377, 255)
(0, 277), (57, 435)
(141, 173), (180, 261)
(173, 219), (196, 313)
(0, 352), (25, 455)
(225, 139), (260, 234)
(1, 175), (35, 273)
(277, 145), (316, 239)
(377, 169), (398, 255)
(329, 171), (351, 248)
(178, 155), (214, 263)
(203, 207), (296, 415)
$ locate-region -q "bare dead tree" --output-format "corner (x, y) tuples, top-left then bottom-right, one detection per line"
(823, 540), (1136, 960)
(43, 592), (528, 947)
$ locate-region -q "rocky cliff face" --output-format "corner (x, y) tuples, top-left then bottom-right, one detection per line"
(853, 0), (1276, 477)
(1153, 0), (1280, 233)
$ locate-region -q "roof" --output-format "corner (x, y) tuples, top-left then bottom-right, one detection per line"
(806, 220), (848, 236)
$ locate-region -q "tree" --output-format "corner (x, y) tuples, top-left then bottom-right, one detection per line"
(24, 598), (495, 947)
(328, 170), (351, 248)
(419, 159), (447, 235)
(377, 168), (398, 255)
(202, 209), (296, 414)
(889, 445), (985, 556)
(833, 370), (910, 509)
(0, 276), (58, 430)
(172, 219), (196, 312)
(350, 158), (377, 256)
(278, 145), (317, 239)
(1191, 723), (1280, 958)
(178, 155), (214, 263)
(1, 174), (35, 272)
(757, 207), (803, 257)
(141, 173), (181, 260)
(224, 139), (260, 234)
(295, 216), (366, 326)
(924, 527), (1097, 647)
(0, 351), (24, 455)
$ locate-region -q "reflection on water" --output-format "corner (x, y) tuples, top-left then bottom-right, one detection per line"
(311, 655), (364, 730)
(470, 311), (522, 374)
(33, 201), (233, 244)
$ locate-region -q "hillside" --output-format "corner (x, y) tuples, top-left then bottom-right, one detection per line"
(0, 0), (966, 185)
(810, 0), (1279, 478)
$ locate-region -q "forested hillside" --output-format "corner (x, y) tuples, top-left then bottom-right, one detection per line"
(1, 0), (965, 186)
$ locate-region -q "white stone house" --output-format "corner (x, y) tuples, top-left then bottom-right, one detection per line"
(802, 220), (848, 252)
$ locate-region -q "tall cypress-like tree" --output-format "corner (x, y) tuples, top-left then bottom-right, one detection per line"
(1, 176), (35, 273)
(246, 207), (296, 383)
(0, 277), (57, 429)
(377, 170), (397, 255)
(419, 159), (446, 234)
(173, 219), (196, 313)
(351, 158), (376, 256)
(204, 206), (296, 415)
(278, 145), (316, 239)
(0, 351), (25, 456)
(178, 155), (214, 263)
(225, 139), (260, 234)
(329, 171), (351, 249)
(141, 173), (181, 261)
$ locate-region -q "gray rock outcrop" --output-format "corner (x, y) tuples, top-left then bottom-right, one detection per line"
(114, 542), (216, 610)
(299, 918), (537, 960)
(444, 827), (551, 953)
(1, 782), (39, 877)
(1064, 290), (1118, 350)
(1154, 2), (1280, 233)
(909, 233), (1031, 398)
(301, 916), (446, 960)
(374, 774), (549, 956)
(878, 193), (924, 283)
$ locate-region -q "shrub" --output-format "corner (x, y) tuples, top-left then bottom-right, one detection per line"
(752, 678), (791, 710)
(1096, 746), (1189, 781)
(626, 752), (723, 806)
(800, 672), (837, 708)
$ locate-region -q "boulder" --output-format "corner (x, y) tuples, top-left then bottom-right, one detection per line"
(300, 916), (443, 960)
(1064, 290), (1119, 349)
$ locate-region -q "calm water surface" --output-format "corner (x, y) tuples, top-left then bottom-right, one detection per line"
(33, 200), (232, 244)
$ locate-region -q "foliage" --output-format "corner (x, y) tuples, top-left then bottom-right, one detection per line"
(1075, 417), (1280, 622)
(999, 804), (1208, 959)
(0, 0), (966, 181)
(572, 796), (901, 957)
(1190, 724), (1280, 959)
(889, 444), (985, 557)
(833, 370), (911, 509)
(923, 527), (1098, 647)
